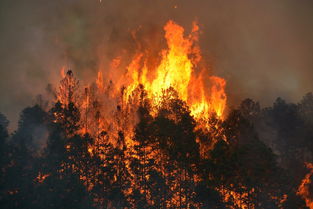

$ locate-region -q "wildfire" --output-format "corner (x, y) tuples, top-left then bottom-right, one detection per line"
(297, 163), (313, 209)
(36, 172), (50, 183)
(56, 20), (227, 145)
(218, 186), (255, 209)
(49, 19), (291, 209)
(119, 20), (227, 120)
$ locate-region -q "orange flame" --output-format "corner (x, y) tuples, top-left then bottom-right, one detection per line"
(36, 172), (50, 183)
(56, 20), (227, 145)
(60, 66), (66, 78)
(122, 20), (226, 120)
(297, 163), (313, 209)
(96, 71), (104, 92)
(53, 20), (229, 207)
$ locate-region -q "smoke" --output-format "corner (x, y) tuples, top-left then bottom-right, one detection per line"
(1, 0), (313, 129)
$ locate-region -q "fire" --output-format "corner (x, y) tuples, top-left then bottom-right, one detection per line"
(53, 20), (230, 208)
(57, 70), (79, 106)
(297, 163), (313, 209)
(55, 19), (227, 154)
(121, 20), (226, 120)
(36, 172), (50, 183)
(58, 20), (226, 124)
(96, 71), (104, 92)
(56, 20), (227, 147)
(60, 66), (66, 78)
(218, 186), (255, 209)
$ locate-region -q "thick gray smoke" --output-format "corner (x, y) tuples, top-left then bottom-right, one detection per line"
(1, 0), (313, 130)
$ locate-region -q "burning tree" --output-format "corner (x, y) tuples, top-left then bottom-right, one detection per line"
(1, 19), (312, 209)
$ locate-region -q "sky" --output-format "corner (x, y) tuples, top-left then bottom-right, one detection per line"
(1, 0), (313, 129)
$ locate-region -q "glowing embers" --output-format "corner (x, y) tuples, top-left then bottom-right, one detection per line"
(36, 172), (50, 184)
(297, 163), (313, 209)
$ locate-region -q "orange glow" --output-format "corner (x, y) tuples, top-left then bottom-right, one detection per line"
(57, 69), (79, 107)
(297, 163), (313, 209)
(36, 172), (50, 183)
(96, 71), (104, 92)
(218, 186), (255, 209)
(60, 66), (66, 78)
(54, 20), (227, 150)
(122, 20), (226, 120)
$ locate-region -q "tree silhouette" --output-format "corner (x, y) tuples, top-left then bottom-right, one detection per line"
(1, 69), (313, 208)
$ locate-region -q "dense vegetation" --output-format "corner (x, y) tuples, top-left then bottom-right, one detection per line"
(0, 81), (313, 208)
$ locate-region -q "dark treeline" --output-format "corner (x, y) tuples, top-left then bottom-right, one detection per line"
(0, 87), (313, 208)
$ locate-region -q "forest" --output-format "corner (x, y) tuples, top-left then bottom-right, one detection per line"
(0, 70), (313, 209)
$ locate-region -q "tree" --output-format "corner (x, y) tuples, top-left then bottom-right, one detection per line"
(50, 101), (80, 136)
(35, 117), (95, 209)
(239, 98), (260, 123)
(298, 92), (313, 126)
(58, 70), (79, 107)
(0, 106), (48, 209)
(209, 109), (285, 208)
(0, 113), (9, 207)
(0, 112), (9, 169)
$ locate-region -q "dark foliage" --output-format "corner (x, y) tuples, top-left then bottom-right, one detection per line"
(0, 91), (313, 208)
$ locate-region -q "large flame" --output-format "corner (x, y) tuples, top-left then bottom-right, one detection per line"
(297, 163), (313, 209)
(54, 20), (231, 208)
(56, 20), (227, 146)
(105, 20), (226, 120)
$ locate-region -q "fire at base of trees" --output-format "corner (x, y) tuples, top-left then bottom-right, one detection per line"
(0, 69), (313, 208)
(1, 19), (313, 209)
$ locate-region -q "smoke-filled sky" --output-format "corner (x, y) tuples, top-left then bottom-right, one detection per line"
(1, 0), (313, 129)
